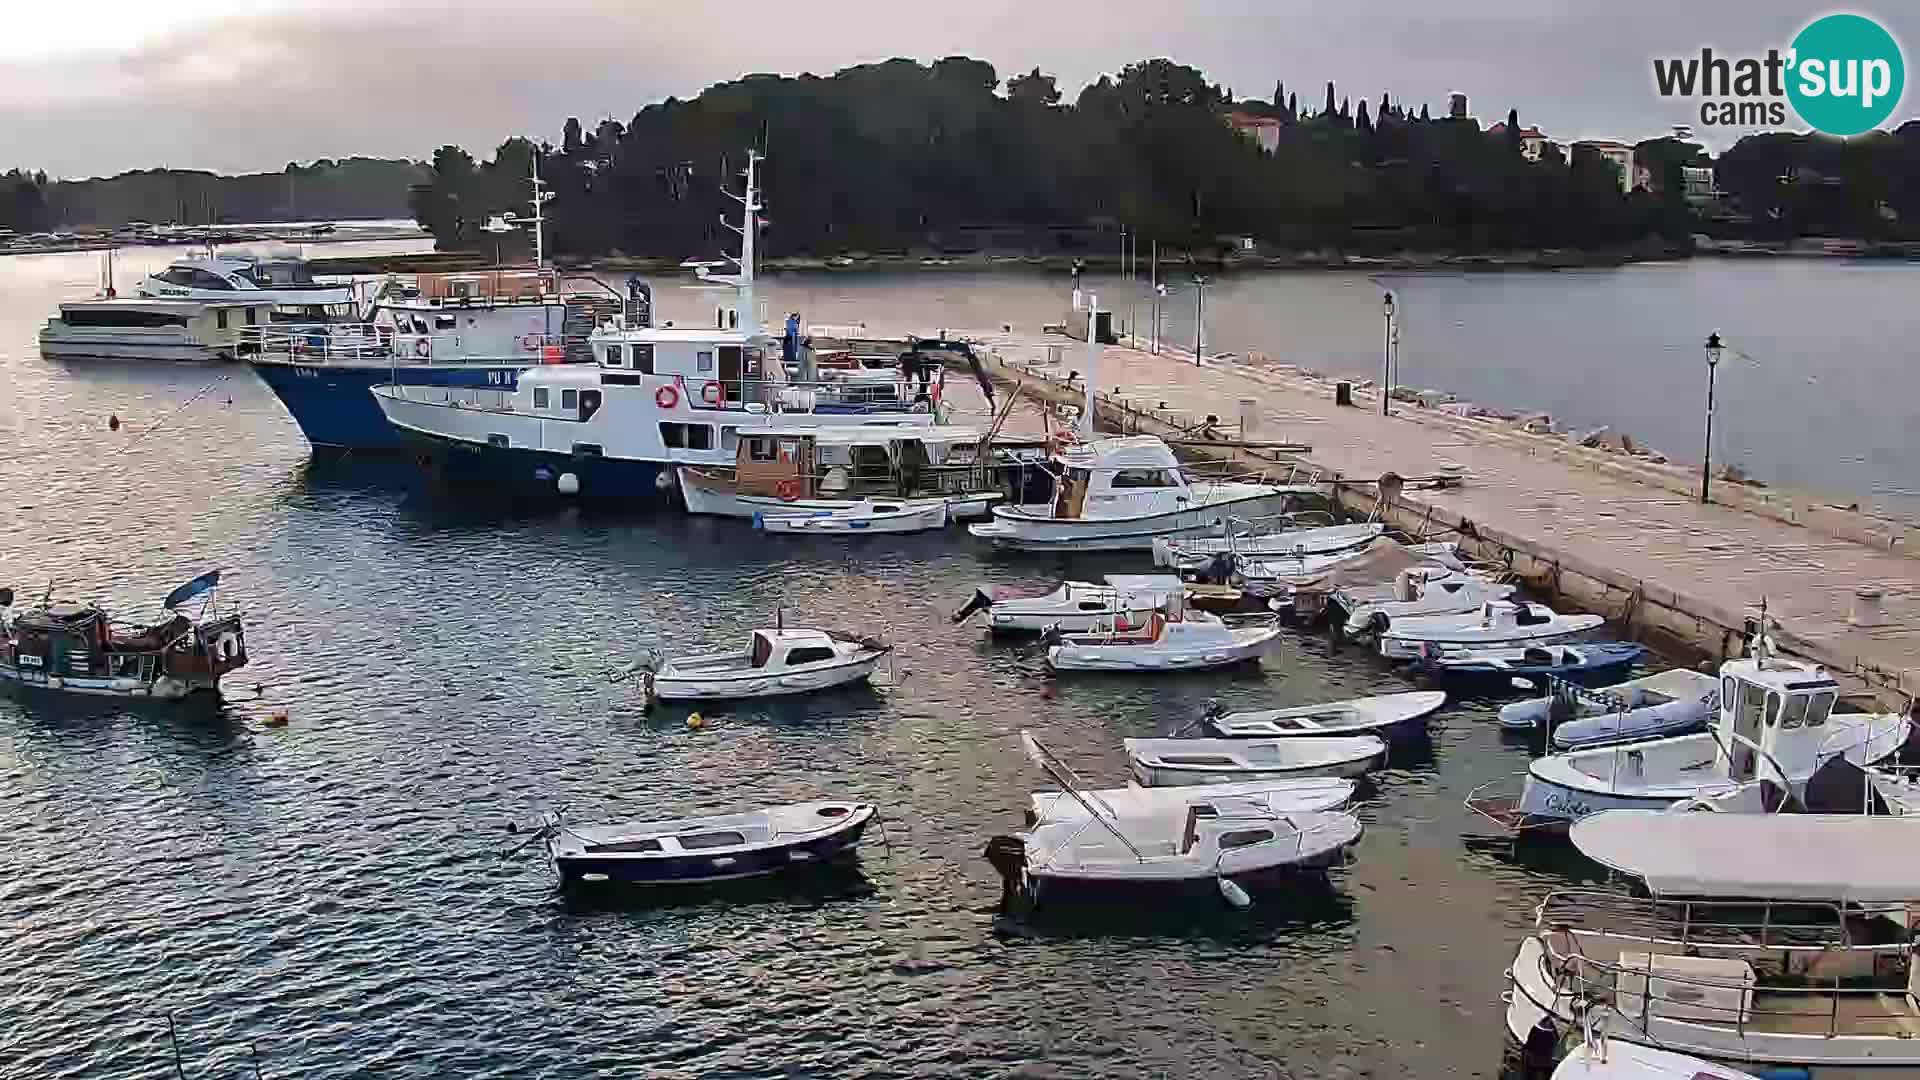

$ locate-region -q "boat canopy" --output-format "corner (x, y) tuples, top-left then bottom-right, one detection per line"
(1571, 811), (1920, 902)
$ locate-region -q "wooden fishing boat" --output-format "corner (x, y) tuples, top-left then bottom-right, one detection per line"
(754, 499), (950, 534)
(526, 800), (876, 886)
(0, 572), (247, 699)
(1201, 690), (1447, 740)
(1124, 735), (1387, 786)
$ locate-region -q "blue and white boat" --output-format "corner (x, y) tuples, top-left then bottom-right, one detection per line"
(1416, 640), (1645, 689)
(244, 156), (631, 452)
(371, 151), (936, 501)
(533, 800), (876, 886)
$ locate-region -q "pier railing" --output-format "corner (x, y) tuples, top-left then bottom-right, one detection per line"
(239, 323), (568, 366)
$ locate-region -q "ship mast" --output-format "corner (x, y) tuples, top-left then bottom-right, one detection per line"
(696, 150), (762, 334)
(528, 151), (551, 270)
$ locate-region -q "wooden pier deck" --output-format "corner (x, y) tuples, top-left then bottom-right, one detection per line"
(943, 336), (1919, 704)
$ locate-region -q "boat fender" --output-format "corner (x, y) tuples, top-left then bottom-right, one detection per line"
(655, 384), (679, 410)
(654, 470), (674, 492)
(700, 380), (722, 406)
(557, 472), (580, 496)
(414, 339), (430, 358)
(686, 712), (705, 730)
(775, 479), (802, 502)
(1216, 876), (1253, 909)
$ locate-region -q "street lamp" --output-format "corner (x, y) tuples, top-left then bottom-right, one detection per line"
(1381, 292), (1396, 416)
(1191, 274), (1207, 367)
(1153, 283), (1167, 354)
(1700, 331), (1724, 504)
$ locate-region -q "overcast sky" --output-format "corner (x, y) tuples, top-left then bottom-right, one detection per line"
(2, 0), (1914, 177)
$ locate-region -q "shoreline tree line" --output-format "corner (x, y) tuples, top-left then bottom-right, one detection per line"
(5, 58), (1918, 257)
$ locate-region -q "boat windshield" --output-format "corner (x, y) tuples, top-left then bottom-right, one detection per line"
(245, 261), (317, 286)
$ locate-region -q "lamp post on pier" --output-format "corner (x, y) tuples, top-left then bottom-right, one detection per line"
(1381, 292), (1396, 416)
(1191, 274), (1207, 367)
(1700, 331), (1723, 504)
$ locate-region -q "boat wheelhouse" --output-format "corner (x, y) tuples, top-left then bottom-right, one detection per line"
(1506, 811), (1920, 1071)
(39, 298), (278, 362)
(677, 424), (1010, 521)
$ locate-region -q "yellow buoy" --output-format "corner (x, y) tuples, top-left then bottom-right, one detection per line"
(686, 712), (704, 729)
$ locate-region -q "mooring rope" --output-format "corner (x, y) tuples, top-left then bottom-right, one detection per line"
(115, 372), (233, 455)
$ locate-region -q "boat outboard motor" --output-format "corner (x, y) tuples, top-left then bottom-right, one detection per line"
(982, 834), (1028, 907)
(626, 277), (653, 328)
(950, 587), (994, 624)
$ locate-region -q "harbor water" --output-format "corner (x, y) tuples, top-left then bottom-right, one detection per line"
(0, 247), (1880, 1077)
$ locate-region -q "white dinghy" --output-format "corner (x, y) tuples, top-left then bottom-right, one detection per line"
(1468, 635), (1909, 831)
(1497, 668), (1720, 750)
(1151, 522), (1384, 570)
(1044, 594), (1280, 673)
(967, 435), (1317, 552)
(985, 732), (1364, 910)
(755, 498), (950, 534)
(1125, 735), (1386, 786)
(1027, 777), (1356, 825)
(1377, 600), (1604, 659)
(951, 574), (1185, 634)
(1200, 690), (1447, 741)
(636, 624), (889, 702)
(1506, 811), (1920, 1072)
(1337, 567), (1517, 636)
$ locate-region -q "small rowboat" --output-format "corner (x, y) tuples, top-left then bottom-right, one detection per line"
(1378, 601), (1606, 660)
(1202, 690), (1447, 740)
(1124, 736), (1386, 787)
(528, 800), (876, 886)
(754, 499), (950, 534)
(1027, 777), (1356, 825)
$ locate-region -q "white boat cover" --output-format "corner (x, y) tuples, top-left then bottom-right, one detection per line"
(1570, 811), (1920, 902)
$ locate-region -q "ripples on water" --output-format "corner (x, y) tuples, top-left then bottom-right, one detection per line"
(0, 247), (1652, 1078)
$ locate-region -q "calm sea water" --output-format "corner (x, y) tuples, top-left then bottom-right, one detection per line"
(756, 260), (1920, 518)
(0, 246), (1861, 1078)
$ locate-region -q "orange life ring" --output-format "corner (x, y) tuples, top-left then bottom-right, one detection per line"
(655, 384), (679, 409)
(775, 478), (802, 502)
(413, 339), (431, 359)
(701, 380), (722, 406)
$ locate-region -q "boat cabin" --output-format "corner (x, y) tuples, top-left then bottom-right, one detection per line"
(748, 629), (845, 670)
(141, 252), (352, 306)
(723, 426), (985, 500)
(1712, 649), (1840, 783)
(48, 299), (275, 356)
(1048, 436), (1197, 519)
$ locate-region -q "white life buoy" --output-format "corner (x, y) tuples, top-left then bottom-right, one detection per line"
(701, 381), (722, 406)
(655, 384), (680, 410)
(414, 338), (431, 359)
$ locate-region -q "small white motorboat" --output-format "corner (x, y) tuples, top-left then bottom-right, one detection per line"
(1377, 600), (1605, 659)
(1125, 735), (1387, 786)
(525, 799), (876, 886)
(1201, 690), (1447, 740)
(1236, 540), (1465, 599)
(951, 573), (1185, 634)
(1336, 568), (1516, 635)
(636, 625), (889, 702)
(1027, 777), (1356, 825)
(1468, 637), (1910, 831)
(1497, 668), (1720, 750)
(986, 732), (1364, 910)
(1550, 1034), (1753, 1080)
(1151, 522), (1384, 570)
(1045, 608), (1280, 673)
(754, 499), (950, 534)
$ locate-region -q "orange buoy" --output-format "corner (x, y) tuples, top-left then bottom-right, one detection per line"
(265, 709), (290, 727)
